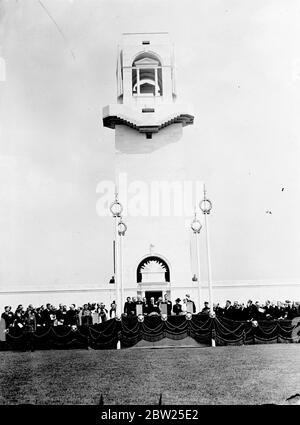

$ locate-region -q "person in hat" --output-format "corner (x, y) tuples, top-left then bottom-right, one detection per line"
(172, 298), (182, 315)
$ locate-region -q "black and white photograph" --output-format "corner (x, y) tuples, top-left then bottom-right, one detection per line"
(0, 0), (300, 413)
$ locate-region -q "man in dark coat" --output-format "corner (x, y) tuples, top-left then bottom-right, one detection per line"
(142, 297), (149, 315)
(201, 302), (210, 315)
(130, 297), (137, 316)
(172, 298), (182, 315)
(255, 302), (267, 320)
(285, 301), (298, 319)
(273, 301), (285, 319)
(65, 304), (78, 326)
(222, 300), (234, 319)
(41, 303), (53, 326)
(214, 303), (223, 316)
(231, 301), (244, 321)
(56, 304), (67, 325)
(124, 297), (133, 315)
(244, 300), (257, 320)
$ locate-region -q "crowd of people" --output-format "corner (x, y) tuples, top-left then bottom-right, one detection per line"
(0, 302), (114, 330)
(213, 299), (300, 321)
(123, 294), (196, 316)
(121, 296), (300, 321)
(1, 296), (299, 330)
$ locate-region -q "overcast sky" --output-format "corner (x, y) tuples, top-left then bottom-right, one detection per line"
(0, 0), (300, 292)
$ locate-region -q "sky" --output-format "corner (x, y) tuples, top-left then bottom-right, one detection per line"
(0, 0), (300, 294)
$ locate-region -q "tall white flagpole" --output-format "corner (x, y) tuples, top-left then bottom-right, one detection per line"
(110, 187), (124, 350)
(119, 225), (124, 316)
(200, 184), (215, 347)
(117, 216), (127, 318)
(116, 215), (127, 341)
(114, 215), (121, 319)
(204, 211), (213, 312)
(191, 209), (202, 313)
(195, 231), (202, 312)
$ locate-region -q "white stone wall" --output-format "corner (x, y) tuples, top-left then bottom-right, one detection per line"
(115, 124), (193, 299)
(1, 281), (300, 314)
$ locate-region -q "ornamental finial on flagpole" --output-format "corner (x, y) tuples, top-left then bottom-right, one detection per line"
(199, 183), (212, 215)
(110, 186), (123, 217)
(191, 207), (202, 234)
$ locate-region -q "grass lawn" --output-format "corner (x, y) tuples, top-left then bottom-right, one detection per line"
(0, 344), (299, 405)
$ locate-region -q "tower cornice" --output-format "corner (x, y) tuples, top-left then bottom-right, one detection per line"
(103, 103), (194, 134)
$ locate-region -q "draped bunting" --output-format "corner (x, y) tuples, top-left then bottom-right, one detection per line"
(120, 314), (213, 347)
(213, 316), (300, 346)
(0, 315), (299, 351)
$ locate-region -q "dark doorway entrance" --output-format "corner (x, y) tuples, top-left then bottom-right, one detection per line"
(145, 291), (162, 304)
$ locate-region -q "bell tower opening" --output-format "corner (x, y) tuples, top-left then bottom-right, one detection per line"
(104, 32), (194, 142)
(132, 53), (163, 97)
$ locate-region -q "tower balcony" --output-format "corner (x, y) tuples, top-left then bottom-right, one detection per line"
(102, 103), (194, 135)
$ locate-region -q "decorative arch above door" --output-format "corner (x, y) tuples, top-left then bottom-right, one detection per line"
(136, 256), (170, 283)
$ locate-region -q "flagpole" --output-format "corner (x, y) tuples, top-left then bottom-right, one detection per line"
(190, 210), (202, 313)
(119, 229), (123, 315)
(199, 184), (215, 347)
(110, 188), (124, 350)
(114, 215), (120, 318)
(195, 231), (201, 312)
(204, 210), (213, 313)
(118, 217), (127, 319)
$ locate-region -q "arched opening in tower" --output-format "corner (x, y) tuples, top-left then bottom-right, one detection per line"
(132, 53), (163, 96)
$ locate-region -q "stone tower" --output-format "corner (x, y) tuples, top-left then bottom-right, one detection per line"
(103, 32), (195, 303)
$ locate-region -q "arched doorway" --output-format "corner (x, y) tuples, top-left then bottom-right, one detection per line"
(136, 255), (171, 302)
(137, 255), (170, 283)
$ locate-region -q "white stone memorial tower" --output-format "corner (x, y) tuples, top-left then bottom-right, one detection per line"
(103, 32), (194, 303)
